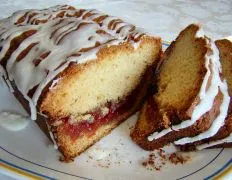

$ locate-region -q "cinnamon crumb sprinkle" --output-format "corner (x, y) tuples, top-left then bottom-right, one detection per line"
(158, 149), (166, 159)
(169, 153), (190, 165)
(141, 149), (190, 171)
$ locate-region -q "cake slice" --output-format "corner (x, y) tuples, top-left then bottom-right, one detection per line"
(131, 24), (230, 151)
(0, 5), (161, 161)
(178, 38), (232, 150)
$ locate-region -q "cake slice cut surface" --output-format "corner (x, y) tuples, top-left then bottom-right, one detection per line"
(131, 24), (230, 151)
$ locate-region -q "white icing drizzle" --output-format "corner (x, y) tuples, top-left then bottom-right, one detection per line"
(0, 112), (29, 131)
(148, 30), (230, 143)
(175, 80), (230, 145)
(196, 134), (232, 150)
(147, 128), (172, 141)
(193, 36), (232, 149)
(0, 5), (144, 120)
(195, 27), (205, 38)
(49, 77), (62, 90)
(225, 36), (232, 42)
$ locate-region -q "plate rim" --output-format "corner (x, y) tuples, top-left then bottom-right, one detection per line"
(1, 142), (231, 180)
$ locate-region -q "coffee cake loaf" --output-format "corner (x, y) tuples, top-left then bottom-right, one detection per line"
(0, 5), (161, 161)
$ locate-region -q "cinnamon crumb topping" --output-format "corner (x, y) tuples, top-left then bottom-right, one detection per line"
(142, 149), (190, 171)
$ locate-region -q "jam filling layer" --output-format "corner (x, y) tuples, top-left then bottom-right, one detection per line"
(54, 84), (142, 141)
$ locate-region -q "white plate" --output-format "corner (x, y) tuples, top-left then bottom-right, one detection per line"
(0, 1), (232, 179)
(0, 74), (232, 180)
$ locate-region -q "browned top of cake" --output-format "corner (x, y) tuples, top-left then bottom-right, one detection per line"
(0, 5), (152, 120)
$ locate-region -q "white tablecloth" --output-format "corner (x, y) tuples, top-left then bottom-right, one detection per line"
(0, 0), (231, 179)
(0, 0), (231, 41)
